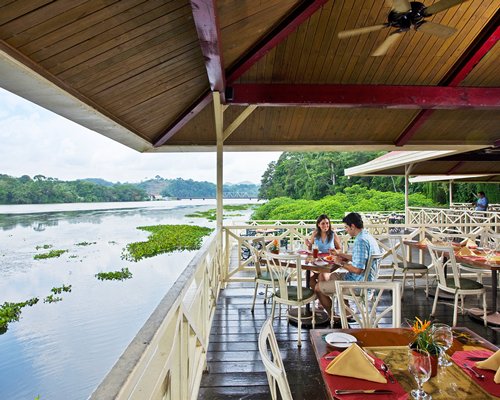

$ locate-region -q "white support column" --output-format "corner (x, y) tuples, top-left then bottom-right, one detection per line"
(449, 180), (453, 207)
(404, 164), (412, 224)
(213, 92), (224, 258)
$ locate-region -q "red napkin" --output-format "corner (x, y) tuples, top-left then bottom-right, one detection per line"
(451, 350), (500, 397)
(320, 351), (408, 400)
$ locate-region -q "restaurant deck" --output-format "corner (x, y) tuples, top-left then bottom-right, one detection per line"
(198, 253), (499, 399)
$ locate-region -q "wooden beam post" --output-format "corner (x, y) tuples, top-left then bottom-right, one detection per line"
(213, 92), (224, 262)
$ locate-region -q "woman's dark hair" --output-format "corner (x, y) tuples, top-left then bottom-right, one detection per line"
(342, 212), (364, 229)
(315, 214), (333, 243)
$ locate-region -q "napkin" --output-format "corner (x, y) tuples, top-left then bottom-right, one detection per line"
(457, 246), (477, 256)
(465, 239), (478, 248)
(476, 350), (500, 383)
(325, 343), (387, 383)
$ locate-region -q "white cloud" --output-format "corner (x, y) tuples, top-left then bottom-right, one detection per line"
(0, 89), (280, 184)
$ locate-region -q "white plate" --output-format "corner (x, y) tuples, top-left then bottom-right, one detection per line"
(325, 332), (357, 348)
(314, 260), (328, 266)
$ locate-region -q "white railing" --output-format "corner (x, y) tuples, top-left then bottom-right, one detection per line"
(90, 232), (223, 400)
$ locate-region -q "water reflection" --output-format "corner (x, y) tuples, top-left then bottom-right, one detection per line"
(0, 200), (256, 400)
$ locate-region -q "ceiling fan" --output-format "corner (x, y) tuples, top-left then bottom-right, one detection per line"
(338, 0), (467, 56)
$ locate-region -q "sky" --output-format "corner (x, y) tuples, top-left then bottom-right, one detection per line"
(0, 89), (281, 185)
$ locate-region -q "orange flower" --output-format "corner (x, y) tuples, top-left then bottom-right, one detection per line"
(412, 317), (431, 335)
(272, 239), (279, 247)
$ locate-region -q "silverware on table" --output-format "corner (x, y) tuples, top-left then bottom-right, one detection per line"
(334, 389), (393, 395)
(380, 362), (395, 383)
(464, 364), (486, 380)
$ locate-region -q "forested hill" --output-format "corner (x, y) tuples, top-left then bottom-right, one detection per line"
(258, 152), (499, 204)
(0, 174), (148, 204)
(0, 174), (260, 204)
(136, 177), (259, 198)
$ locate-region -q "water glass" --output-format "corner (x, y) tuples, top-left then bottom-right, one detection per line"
(432, 323), (453, 367)
(408, 349), (432, 399)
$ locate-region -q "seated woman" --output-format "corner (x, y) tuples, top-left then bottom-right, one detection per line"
(305, 214), (341, 292)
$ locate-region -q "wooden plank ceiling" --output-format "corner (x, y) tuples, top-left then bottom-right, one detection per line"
(0, 0), (499, 153)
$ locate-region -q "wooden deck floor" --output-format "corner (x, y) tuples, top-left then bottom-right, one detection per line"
(199, 265), (499, 399)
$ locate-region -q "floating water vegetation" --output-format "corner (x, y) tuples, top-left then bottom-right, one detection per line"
(34, 249), (67, 260)
(186, 204), (255, 221)
(35, 244), (52, 250)
(95, 267), (132, 281)
(43, 285), (72, 303)
(0, 298), (39, 333)
(43, 295), (62, 304)
(122, 224), (213, 261)
(75, 241), (96, 246)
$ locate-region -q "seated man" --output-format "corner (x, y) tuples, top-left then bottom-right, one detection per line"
(474, 191), (489, 212)
(315, 212), (381, 316)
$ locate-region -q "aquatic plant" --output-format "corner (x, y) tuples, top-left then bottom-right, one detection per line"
(34, 249), (67, 260)
(43, 295), (62, 304)
(0, 298), (39, 333)
(35, 244), (52, 250)
(122, 224), (213, 261)
(75, 241), (96, 246)
(95, 267), (133, 281)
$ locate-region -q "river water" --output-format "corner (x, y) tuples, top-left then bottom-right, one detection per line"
(0, 200), (257, 400)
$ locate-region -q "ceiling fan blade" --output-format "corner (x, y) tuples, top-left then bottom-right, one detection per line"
(423, 0), (468, 16)
(338, 24), (386, 39)
(417, 21), (457, 38)
(372, 32), (403, 56)
(392, 0), (412, 13)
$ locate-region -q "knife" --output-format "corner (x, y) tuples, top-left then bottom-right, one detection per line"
(334, 389), (393, 395)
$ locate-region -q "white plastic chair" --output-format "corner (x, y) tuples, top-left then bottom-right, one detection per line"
(428, 243), (487, 327)
(265, 251), (316, 347)
(248, 237), (275, 313)
(390, 236), (430, 297)
(335, 281), (402, 329)
(258, 318), (293, 400)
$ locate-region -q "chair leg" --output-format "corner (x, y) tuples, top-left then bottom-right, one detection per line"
(297, 305), (302, 347)
(264, 285), (269, 304)
(271, 298), (276, 321)
(431, 287), (439, 317)
(482, 293), (488, 327)
(412, 273), (416, 291)
(401, 272), (407, 296)
(251, 282), (259, 313)
(425, 274), (429, 299)
(312, 301), (316, 328)
(453, 294), (459, 327)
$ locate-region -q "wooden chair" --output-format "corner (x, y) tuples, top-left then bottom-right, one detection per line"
(428, 243), (487, 327)
(390, 236), (430, 297)
(258, 318), (293, 400)
(329, 253), (384, 327)
(335, 280), (402, 328)
(247, 237), (275, 313)
(265, 251), (316, 347)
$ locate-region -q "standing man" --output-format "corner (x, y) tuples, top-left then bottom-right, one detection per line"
(315, 212), (381, 316)
(475, 191), (489, 211)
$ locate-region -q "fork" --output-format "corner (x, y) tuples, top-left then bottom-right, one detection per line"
(380, 362), (395, 383)
(464, 364), (485, 380)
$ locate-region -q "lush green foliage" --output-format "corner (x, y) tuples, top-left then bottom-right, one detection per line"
(122, 224), (214, 262)
(252, 185), (437, 220)
(137, 176), (259, 198)
(34, 249), (67, 260)
(0, 174), (148, 204)
(95, 268), (133, 281)
(0, 298), (39, 333)
(258, 151), (499, 204)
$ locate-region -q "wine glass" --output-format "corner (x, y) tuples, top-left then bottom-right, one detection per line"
(483, 237), (497, 262)
(432, 323), (453, 367)
(408, 349), (432, 400)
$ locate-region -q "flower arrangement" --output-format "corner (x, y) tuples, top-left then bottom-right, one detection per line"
(410, 317), (440, 355)
(269, 239), (279, 253)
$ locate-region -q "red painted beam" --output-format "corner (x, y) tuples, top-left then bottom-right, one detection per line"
(229, 84), (500, 109)
(395, 12), (500, 146)
(226, 0), (327, 82)
(154, 90), (212, 147)
(190, 0), (225, 95)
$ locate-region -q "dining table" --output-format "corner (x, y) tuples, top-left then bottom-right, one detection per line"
(311, 327), (499, 400)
